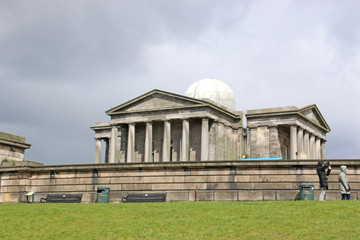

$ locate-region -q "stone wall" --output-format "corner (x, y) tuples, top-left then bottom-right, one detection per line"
(0, 132), (31, 163)
(1, 160), (359, 203)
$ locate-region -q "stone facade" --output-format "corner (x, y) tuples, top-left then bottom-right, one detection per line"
(91, 90), (243, 164)
(92, 90), (329, 163)
(0, 160), (358, 203)
(246, 105), (330, 160)
(0, 132), (31, 163)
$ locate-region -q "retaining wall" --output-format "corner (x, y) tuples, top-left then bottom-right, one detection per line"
(1, 160), (359, 203)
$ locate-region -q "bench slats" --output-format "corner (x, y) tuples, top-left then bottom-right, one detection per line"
(122, 193), (166, 203)
(41, 194), (83, 203)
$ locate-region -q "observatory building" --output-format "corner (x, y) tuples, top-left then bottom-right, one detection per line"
(91, 79), (330, 163)
(0, 79), (339, 204)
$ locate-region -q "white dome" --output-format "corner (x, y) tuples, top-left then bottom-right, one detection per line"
(185, 78), (236, 111)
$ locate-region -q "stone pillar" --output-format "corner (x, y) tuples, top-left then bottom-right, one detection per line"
(303, 131), (310, 159)
(316, 138), (321, 159)
(201, 118), (209, 161)
(109, 125), (118, 163)
(126, 123), (135, 163)
(290, 125), (297, 160)
(297, 128), (304, 152)
(269, 126), (281, 158)
(297, 128), (306, 159)
(115, 128), (121, 163)
(181, 119), (190, 161)
(321, 141), (326, 159)
(95, 139), (102, 164)
(144, 122), (153, 162)
(104, 138), (109, 163)
(309, 134), (315, 159)
(162, 120), (171, 162)
(248, 127), (257, 158)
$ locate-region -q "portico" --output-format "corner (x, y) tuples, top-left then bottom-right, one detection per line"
(246, 105), (330, 160)
(91, 89), (243, 163)
(91, 79), (330, 162)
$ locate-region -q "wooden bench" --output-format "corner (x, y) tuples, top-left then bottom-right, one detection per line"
(40, 194), (83, 203)
(122, 193), (166, 203)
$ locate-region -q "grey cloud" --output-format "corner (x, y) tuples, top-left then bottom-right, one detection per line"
(1, 0), (360, 165)
(1, 0), (246, 84)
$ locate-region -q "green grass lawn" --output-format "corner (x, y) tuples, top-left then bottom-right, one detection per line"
(0, 201), (359, 239)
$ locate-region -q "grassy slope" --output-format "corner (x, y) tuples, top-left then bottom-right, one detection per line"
(0, 201), (359, 239)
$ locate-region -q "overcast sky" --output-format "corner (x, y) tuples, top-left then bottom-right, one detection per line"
(1, 0), (360, 165)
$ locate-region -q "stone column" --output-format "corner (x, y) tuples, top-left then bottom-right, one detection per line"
(201, 118), (209, 161)
(109, 125), (118, 163)
(115, 128), (121, 163)
(297, 128), (304, 152)
(303, 131), (310, 159)
(269, 126), (281, 158)
(104, 138), (109, 163)
(316, 138), (321, 159)
(126, 123), (135, 163)
(144, 122), (153, 162)
(181, 119), (190, 161)
(162, 120), (171, 162)
(297, 128), (305, 159)
(248, 127), (257, 158)
(309, 134), (315, 159)
(321, 141), (326, 159)
(290, 125), (297, 160)
(95, 139), (102, 164)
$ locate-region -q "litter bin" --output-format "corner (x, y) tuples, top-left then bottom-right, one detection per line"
(96, 187), (110, 203)
(300, 183), (314, 200)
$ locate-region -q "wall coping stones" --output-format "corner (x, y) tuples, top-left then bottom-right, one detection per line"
(1, 159), (359, 173)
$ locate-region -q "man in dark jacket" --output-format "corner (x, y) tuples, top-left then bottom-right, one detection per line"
(316, 160), (331, 201)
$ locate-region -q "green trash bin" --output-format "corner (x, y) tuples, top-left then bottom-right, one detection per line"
(96, 187), (110, 203)
(300, 183), (314, 200)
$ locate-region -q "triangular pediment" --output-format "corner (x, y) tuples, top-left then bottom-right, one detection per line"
(299, 105), (330, 132)
(106, 89), (206, 115)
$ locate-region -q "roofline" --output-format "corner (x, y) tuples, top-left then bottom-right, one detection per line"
(105, 89), (241, 119)
(0, 139), (31, 149)
(246, 104), (330, 132)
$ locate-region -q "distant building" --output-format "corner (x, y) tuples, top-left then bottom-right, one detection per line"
(91, 79), (330, 163)
(0, 132), (31, 162)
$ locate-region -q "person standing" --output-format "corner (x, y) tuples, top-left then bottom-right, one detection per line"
(339, 165), (351, 200)
(316, 161), (331, 201)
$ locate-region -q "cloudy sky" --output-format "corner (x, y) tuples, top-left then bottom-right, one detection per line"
(1, 0), (360, 165)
